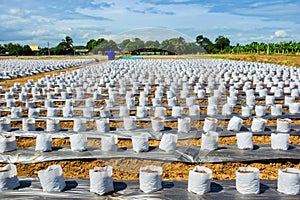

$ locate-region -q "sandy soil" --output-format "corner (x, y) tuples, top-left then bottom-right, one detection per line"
(0, 159), (298, 181)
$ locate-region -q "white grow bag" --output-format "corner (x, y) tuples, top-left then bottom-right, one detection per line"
(277, 168), (300, 195)
(207, 105), (218, 116)
(201, 131), (218, 151)
(105, 99), (115, 108)
(0, 164), (20, 190)
(85, 98), (94, 107)
(276, 118), (292, 133)
(203, 117), (218, 132)
(178, 117), (191, 133)
(35, 133), (52, 152)
(172, 106), (182, 118)
(246, 95), (255, 107)
(46, 119), (60, 132)
(289, 103), (300, 114)
(154, 107), (166, 117)
(100, 108), (111, 118)
(10, 107), (22, 118)
(89, 166), (114, 195)
(28, 108), (40, 118)
(255, 105), (266, 117)
(236, 132), (253, 150)
(222, 104), (233, 116)
(83, 107), (94, 118)
(139, 96), (148, 106)
(251, 117), (266, 132)
(38, 165), (66, 192)
(227, 116), (243, 132)
(119, 106), (129, 117)
(271, 133), (289, 150)
(151, 98), (161, 107)
(186, 97), (196, 107)
(189, 105), (200, 117)
(188, 166), (212, 195)
(139, 166), (162, 193)
(131, 134), (149, 153)
(151, 117), (165, 132)
(236, 167), (260, 194)
(0, 117), (11, 132)
(22, 118), (36, 131)
(96, 118), (110, 132)
(0, 133), (16, 153)
(227, 96), (237, 106)
(271, 105), (282, 116)
(73, 118), (87, 132)
(136, 106), (147, 118)
(101, 135), (118, 152)
(241, 105), (252, 118)
(159, 133), (178, 152)
(70, 134), (87, 152)
(63, 106), (74, 117)
(123, 116), (137, 130)
(265, 95), (275, 105)
(47, 107), (58, 117)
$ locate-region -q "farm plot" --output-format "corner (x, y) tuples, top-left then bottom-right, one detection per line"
(0, 59), (95, 80)
(0, 59), (299, 198)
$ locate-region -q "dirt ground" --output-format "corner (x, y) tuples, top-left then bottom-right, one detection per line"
(0, 158), (298, 181)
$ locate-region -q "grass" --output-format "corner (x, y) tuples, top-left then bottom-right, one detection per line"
(209, 54), (300, 67)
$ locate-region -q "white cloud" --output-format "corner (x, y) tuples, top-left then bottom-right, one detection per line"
(274, 30), (287, 37)
(9, 9), (19, 14)
(1, 0), (300, 47)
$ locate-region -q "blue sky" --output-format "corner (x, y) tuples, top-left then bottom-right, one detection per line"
(0, 0), (299, 47)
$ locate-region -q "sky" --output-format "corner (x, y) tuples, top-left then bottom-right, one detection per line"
(0, 0), (299, 47)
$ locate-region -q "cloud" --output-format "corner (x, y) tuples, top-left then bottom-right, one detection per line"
(99, 27), (194, 43)
(91, 0), (115, 8)
(74, 7), (113, 20)
(139, 0), (201, 5)
(126, 7), (175, 15)
(0, 0), (300, 47)
(274, 30), (287, 37)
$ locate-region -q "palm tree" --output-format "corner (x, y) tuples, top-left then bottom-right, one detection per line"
(62, 36), (74, 54)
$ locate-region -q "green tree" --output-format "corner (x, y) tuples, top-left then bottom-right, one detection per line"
(185, 42), (204, 54)
(4, 43), (23, 55)
(53, 42), (66, 55)
(61, 36), (74, 54)
(215, 35), (230, 51)
(160, 39), (175, 54)
(125, 38), (145, 52)
(144, 40), (160, 49)
(118, 39), (131, 52)
(86, 39), (97, 51)
(22, 45), (33, 56)
(0, 44), (6, 54)
(195, 35), (214, 53)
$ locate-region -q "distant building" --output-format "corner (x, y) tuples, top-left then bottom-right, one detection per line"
(29, 45), (40, 51)
(75, 49), (89, 55)
(29, 45), (40, 55)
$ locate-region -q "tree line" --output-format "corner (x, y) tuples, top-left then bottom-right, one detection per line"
(0, 34), (299, 56)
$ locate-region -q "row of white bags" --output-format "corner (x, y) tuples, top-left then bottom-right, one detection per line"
(0, 132), (177, 153)
(0, 129), (290, 153)
(0, 116), (191, 133)
(3, 103), (300, 121)
(204, 116), (292, 133)
(190, 166), (300, 195)
(0, 133), (178, 153)
(1, 164), (299, 195)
